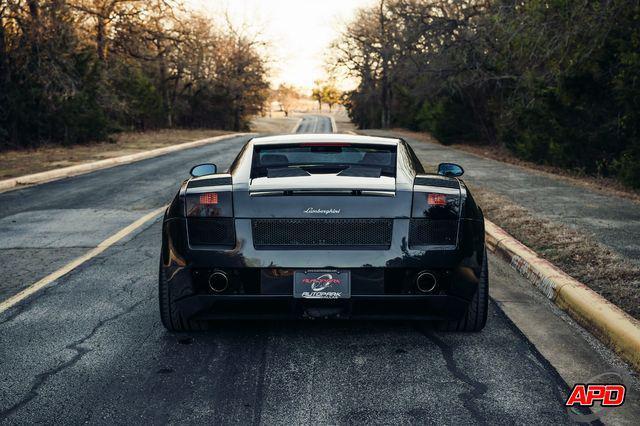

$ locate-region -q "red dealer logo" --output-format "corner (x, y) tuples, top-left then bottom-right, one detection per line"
(565, 370), (631, 423)
(565, 384), (626, 407)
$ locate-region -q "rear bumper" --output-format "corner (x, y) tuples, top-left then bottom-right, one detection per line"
(161, 217), (485, 321)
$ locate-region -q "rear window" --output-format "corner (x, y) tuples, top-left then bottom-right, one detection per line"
(251, 143), (397, 178)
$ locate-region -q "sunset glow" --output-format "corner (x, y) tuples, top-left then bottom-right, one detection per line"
(190, 0), (374, 90)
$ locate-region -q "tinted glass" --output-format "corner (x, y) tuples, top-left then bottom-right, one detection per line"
(437, 163), (464, 177)
(252, 144), (397, 178)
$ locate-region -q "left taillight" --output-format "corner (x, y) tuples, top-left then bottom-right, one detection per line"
(185, 191), (235, 246)
(185, 191), (233, 217)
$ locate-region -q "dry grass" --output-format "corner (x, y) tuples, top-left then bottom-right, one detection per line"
(391, 128), (640, 203)
(472, 186), (640, 319)
(0, 128), (229, 180)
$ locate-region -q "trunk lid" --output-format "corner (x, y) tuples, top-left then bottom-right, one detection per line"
(234, 175), (410, 219)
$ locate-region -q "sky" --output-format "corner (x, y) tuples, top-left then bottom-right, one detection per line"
(189, 0), (374, 91)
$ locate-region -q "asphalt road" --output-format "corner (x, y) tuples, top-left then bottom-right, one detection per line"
(295, 115), (333, 133)
(0, 126), (588, 424)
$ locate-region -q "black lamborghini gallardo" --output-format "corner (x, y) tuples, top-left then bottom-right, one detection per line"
(159, 134), (487, 331)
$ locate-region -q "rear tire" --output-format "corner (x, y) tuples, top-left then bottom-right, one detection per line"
(158, 260), (207, 332)
(438, 250), (488, 332)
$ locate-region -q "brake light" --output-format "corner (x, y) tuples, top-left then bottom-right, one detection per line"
(299, 143), (351, 147)
(186, 191), (233, 217)
(199, 193), (218, 205)
(427, 193), (447, 206)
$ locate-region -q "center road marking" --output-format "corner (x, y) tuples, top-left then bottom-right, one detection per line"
(0, 205), (167, 315)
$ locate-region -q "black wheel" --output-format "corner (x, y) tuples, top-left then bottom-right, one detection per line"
(158, 260), (207, 332)
(438, 250), (488, 332)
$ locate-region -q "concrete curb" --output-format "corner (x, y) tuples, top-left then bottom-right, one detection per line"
(485, 219), (640, 372)
(0, 133), (251, 193)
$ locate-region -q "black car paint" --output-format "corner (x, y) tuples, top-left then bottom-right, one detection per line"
(160, 135), (485, 320)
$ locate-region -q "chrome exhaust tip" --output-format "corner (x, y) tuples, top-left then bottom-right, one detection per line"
(208, 271), (229, 293)
(416, 271), (437, 294)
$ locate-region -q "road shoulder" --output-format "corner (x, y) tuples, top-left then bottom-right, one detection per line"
(489, 255), (640, 424)
(0, 133), (249, 193)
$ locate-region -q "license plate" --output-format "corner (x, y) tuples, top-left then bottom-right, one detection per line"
(293, 270), (351, 299)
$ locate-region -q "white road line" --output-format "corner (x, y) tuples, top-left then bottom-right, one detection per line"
(290, 118), (303, 133)
(330, 116), (337, 133)
(0, 205), (167, 315)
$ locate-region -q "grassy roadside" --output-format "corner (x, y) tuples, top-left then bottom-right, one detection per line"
(0, 129), (229, 180)
(473, 186), (640, 320)
(391, 129), (640, 203)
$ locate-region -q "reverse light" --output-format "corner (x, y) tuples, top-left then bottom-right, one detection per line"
(427, 193), (447, 206)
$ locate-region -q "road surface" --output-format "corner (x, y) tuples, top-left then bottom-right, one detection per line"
(0, 120), (631, 424)
(294, 115), (334, 133)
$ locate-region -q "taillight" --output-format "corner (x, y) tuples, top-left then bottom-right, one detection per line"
(199, 192), (219, 205)
(427, 193), (447, 206)
(186, 192), (233, 217)
(412, 191), (459, 220)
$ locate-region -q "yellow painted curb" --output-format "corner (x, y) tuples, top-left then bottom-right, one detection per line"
(0, 133), (252, 193)
(485, 219), (640, 371)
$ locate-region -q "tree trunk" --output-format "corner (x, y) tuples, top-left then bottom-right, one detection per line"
(0, 14), (7, 86)
(96, 17), (106, 61)
(27, 0), (40, 21)
(159, 57), (172, 128)
(378, 0), (391, 128)
(233, 102), (241, 131)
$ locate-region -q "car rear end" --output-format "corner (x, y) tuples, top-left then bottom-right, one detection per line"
(160, 135), (486, 326)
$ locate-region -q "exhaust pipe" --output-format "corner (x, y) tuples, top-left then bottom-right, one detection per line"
(208, 271), (229, 293)
(416, 271), (437, 294)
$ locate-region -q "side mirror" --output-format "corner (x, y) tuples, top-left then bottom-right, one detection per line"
(437, 162), (464, 177)
(190, 163), (217, 177)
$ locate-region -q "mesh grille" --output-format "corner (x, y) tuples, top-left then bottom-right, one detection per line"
(409, 219), (458, 246)
(188, 218), (235, 246)
(414, 177), (460, 189)
(252, 219), (393, 247)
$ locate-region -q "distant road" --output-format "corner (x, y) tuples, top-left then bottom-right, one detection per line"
(294, 115), (333, 133)
(0, 116), (627, 424)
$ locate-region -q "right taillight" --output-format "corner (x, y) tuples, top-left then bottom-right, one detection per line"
(412, 192), (460, 220)
(427, 193), (448, 206)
